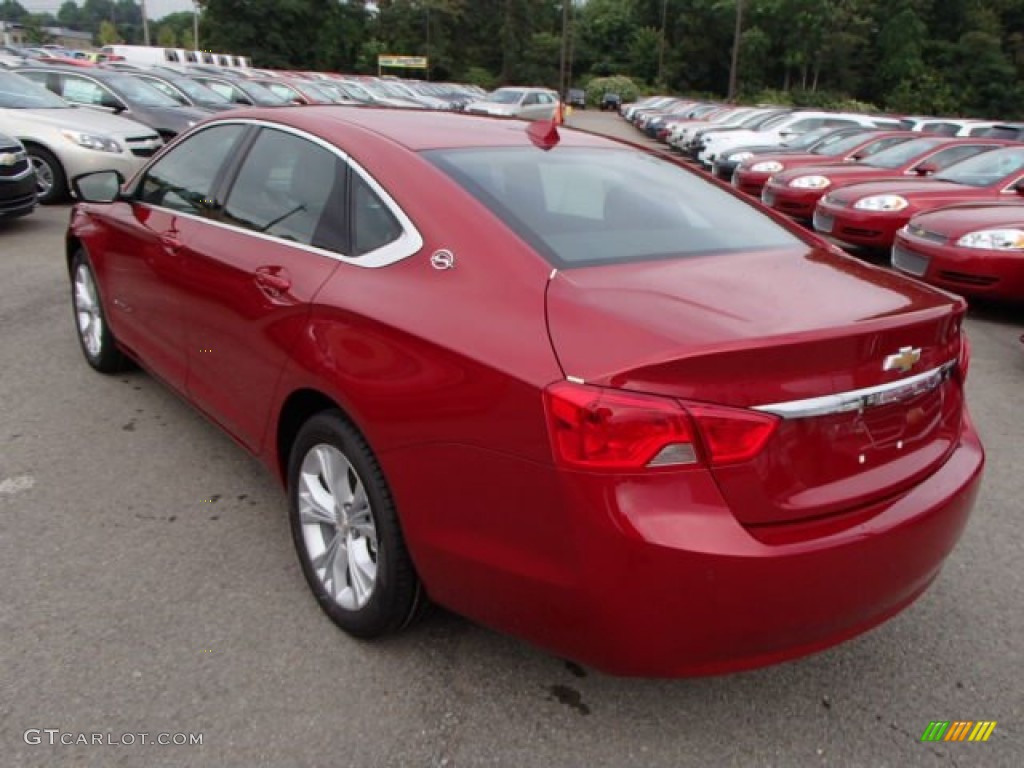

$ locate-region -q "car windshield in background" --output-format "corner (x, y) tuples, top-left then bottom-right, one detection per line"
(426, 147), (801, 269)
(0, 72), (69, 108)
(783, 127), (833, 149)
(237, 80), (288, 104)
(173, 77), (231, 104)
(487, 89), (524, 105)
(933, 147), (1024, 187)
(104, 73), (182, 107)
(815, 132), (876, 157)
(863, 137), (946, 168)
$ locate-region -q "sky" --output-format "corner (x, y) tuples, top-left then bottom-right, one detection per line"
(22, 1), (197, 22)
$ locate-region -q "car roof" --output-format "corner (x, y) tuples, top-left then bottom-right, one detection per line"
(221, 106), (618, 151)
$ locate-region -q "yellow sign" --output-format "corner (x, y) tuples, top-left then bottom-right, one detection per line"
(378, 55), (429, 69)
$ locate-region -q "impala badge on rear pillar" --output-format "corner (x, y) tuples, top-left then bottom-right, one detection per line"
(883, 346), (922, 373)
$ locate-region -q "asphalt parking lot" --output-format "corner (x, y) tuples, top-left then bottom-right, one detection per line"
(1, 111), (1022, 767)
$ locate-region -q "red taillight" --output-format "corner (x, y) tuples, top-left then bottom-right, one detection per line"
(686, 404), (779, 466)
(544, 382), (697, 470)
(543, 382), (779, 470)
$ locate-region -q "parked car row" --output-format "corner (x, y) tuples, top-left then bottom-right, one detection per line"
(621, 95), (1024, 303)
(0, 52), (494, 211)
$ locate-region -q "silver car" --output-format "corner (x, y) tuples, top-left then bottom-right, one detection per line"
(465, 87), (560, 121)
(0, 71), (162, 203)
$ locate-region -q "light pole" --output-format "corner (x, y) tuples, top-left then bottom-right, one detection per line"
(140, 0), (149, 46)
(657, 0), (668, 85)
(559, 0), (569, 98)
(727, 0), (745, 101)
(194, 2), (200, 50)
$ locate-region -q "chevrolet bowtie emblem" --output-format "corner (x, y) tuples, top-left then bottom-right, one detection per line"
(883, 346), (922, 373)
(0, 152), (18, 167)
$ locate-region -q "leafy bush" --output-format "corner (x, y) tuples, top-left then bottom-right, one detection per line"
(584, 75), (641, 106)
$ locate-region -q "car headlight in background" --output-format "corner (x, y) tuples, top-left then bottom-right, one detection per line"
(853, 194), (909, 211)
(751, 161), (784, 173)
(790, 175), (831, 189)
(727, 151), (753, 163)
(60, 130), (123, 154)
(956, 228), (1024, 250)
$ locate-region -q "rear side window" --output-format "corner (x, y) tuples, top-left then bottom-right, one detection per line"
(138, 124), (248, 214)
(222, 128), (348, 252)
(426, 147), (800, 268)
(351, 172), (402, 255)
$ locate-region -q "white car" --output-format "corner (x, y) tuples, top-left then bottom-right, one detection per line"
(696, 111), (884, 167)
(465, 87), (561, 121)
(0, 71), (161, 203)
(668, 107), (781, 150)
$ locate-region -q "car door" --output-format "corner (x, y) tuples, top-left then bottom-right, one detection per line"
(183, 126), (344, 451)
(95, 123), (250, 391)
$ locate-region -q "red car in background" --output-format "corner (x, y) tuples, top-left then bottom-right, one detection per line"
(732, 130), (911, 196)
(763, 137), (1010, 221)
(892, 203), (1024, 301)
(65, 108), (983, 676)
(814, 145), (1024, 249)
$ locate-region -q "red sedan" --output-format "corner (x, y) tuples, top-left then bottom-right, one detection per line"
(66, 108), (983, 676)
(893, 203), (1024, 301)
(732, 130), (911, 196)
(764, 137), (1009, 221)
(813, 146), (1024, 248)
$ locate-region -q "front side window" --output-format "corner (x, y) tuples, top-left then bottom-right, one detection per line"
(138, 124), (248, 214)
(60, 75), (119, 108)
(427, 147), (800, 268)
(223, 128), (348, 251)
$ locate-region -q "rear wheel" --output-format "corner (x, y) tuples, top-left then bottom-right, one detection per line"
(71, 250), (128, 373)
(288, 411), (425, 638)
(27, 146), (68, 204)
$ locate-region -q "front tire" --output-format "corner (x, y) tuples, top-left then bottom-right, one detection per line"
(288, 411), (425, 638)
(71, 250), (128, 373)
(27, 146), (68, 204)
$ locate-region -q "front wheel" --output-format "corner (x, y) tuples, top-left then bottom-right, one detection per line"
(288, 411), (426, 638)
(27, 146), (68, 204)
(71, 251), (128, 373)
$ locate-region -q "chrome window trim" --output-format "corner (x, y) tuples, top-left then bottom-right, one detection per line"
(753, 361), (956, 420)
(134, 118), (423, 268)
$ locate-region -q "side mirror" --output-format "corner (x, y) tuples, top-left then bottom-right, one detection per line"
(72, 170), (125, 203)
(915, 162), (938, 176)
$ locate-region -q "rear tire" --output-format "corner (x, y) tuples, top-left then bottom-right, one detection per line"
(288, 411), (426, 638)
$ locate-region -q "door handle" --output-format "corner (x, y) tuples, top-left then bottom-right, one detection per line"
(159, 231), (182, 252)
(254, 267), (292, 296)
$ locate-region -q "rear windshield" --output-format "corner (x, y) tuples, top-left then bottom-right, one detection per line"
(864, 137), (945, 168)
(425, 147), (801, 268)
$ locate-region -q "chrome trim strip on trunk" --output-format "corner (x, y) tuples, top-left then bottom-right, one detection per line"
(752, 361), (955, 420)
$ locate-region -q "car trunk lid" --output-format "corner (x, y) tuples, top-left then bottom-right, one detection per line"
(545, 246), (966, 526)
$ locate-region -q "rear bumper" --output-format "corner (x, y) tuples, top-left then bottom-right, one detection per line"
(892, 231), (1024, 301)
(399, 417), (984, 677)
(564, 419), (984, 675)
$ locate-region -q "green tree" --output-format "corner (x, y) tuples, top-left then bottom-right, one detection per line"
(98, 18), (119, 45)
(156, 24), (176, 48)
